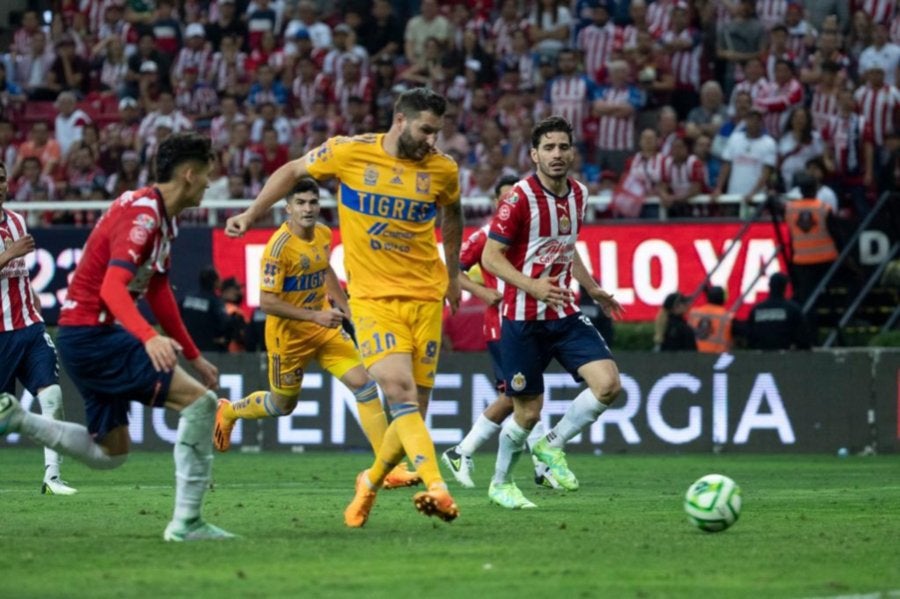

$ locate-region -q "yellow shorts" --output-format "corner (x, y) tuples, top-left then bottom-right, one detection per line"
(265, 321), (362, 395)
(349, 297), (443, 388)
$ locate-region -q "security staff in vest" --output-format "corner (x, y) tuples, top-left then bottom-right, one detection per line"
(179, 266), (228, 352)
(746, 272), (811, 350)
(786, 172), (840, 307)
(687, 285), (734, 353)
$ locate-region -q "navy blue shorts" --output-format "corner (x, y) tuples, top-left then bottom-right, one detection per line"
(0, 323), (59, 395)
(57, 326), (173, 440)
(486, 340), (505, 392)
(500, 313), (613, 396)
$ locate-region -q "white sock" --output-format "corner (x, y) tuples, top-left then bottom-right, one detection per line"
(20, 411), (126, 470)
(173, 391), (217, 525)
(547, 388), (606, 449)
(37, 385), (64, 479)
(492, 419), (529, 485)
(526, 420), (545, 449)
(457, 414), (502, 456)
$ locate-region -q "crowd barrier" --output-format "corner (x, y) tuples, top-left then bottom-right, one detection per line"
(6, 350), (899, 454)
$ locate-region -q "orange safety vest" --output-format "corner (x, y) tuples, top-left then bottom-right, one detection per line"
(786, 198), (838, 265)
(687, 304), (733, 354)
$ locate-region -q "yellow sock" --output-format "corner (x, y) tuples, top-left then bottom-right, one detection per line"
(354, 381), (387, 453)
(391, 403), (443, 488)
(228, 391), (286, 421)
(367, 421), (405, 486)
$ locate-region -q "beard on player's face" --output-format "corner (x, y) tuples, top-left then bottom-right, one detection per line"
(397, 125), (430, 161)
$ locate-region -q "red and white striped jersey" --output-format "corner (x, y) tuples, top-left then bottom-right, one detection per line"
(730, 76), (771, 108)
(787, 21), (816, 62)
(490, 16), (528, 58)
(665, 155), (707, 196)
(853, 83), (900, 145)
(659, 131), (680, 157)
(663, 28), (702, 90)
(822, 113), (875, 174)
(546, 75), (596, 138)
(210, 50), (248, 93)
(624, 152), (671, 192)
(646, 0), (674, 39)
(0, 209), (41, 331)
(764, 50), (795, 83)
(577, 22), (622, 84)
(332, 75), (373, 114)
(488, 174), (587, 321)
(292, 73), (333, 115)
(460, 224), (504, 341)
(209, 114), (246, 150)
(621, 25), (639, 50)
(173, 46), (213, 83)
(757, 0), (788, 30)
(595, 85), (643, 151)
(811, 86), (841, 131)
(175, 82), (220, 118)
(755, 78), (804, 139)
(10, 27), (34, 56)
(860, 0), (895, 24)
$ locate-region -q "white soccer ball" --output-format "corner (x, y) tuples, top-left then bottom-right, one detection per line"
(684, 474), (742, 533)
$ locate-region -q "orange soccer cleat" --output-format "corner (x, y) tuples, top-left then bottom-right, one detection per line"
(383, 462), (422, 489)
(344, 470), (378, 528)
(213, 399), (235, 453)
(412, 483), (459, 523)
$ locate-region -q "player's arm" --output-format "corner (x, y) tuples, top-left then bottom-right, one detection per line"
(259, 291), (343, 328)
(441, 199), (464, 313)
(573, 251), (624, 319)
(482, 238), (573, 309)
(0, 233), (34, 269)
(225, 157), (311, 236)
(459, 271), (502, 306)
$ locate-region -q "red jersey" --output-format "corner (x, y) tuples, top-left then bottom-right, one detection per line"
(460, 224), (504, 342)
(0, 209), (42, 331)
(60, 186), (175, 327)
(488, 174), (586, 322)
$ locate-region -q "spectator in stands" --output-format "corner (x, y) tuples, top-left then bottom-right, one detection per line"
(289, 1), (331, 50)
(713, 107), (776, 207)
(211, 34), (249, 96)
(713, 89), (751, 159)
(854, 64), (900, 157)
(92, 35), (129, 98)
(105, 150), (146, 198)
(859, 22), (900, 86)
(54, 91), (92, 158)
(13, 122), (61, 178)
(654, 292), (697, 352)
(785, 172), (841, 307)
(324, 24), (369, 78)
(529, 0), (573, 57)
(544, 47), (599, 150)
(657, 106), (681, 156)
(755, 59), (804, 140)
(404, 0), (451, 65)
(46, 35), (90, 99)
(13, 156), (56, 202)
(173, 23), (214, 85)
(764, 24), (794, 82)
(256, 127), (288, 176)
(593, 59), (644, 174)
(9, 10), (42, 59)
(809, 61), (842, 131)
(786, 157), (840, 213)
(688, 285), (734, 354)
(151, 0), (183, 59)
(360, 0), (404, 60)
(250, 101), (291, 145)
(247, 64), (288, 110)
(222, 120), (254, 176)
(716, 0), (766, 92)
(206, 0), (248, 53)
(125, 32), (171, 99)
(246, 31), (287, 78)
(804, 0), (849, 34)
(661, 1), (702, 120)
(685, 81), (728, 140)
(784, 5), (817, 66)
(611, 128), (669, 218)
(801, 28), (850, 86)
(629, 29), (676, 127)
(180, 266), (229, 353)
(0, 63), (25, 122)
(210, 95), (245, 151)
(729, 56), (770, 109)
(777, 106), (824, 192)
(138, 91), (192, 154)
(694, 133), (721, 192)
(576, 0), (619, 85)
(174, 67), (220, 129)
(243, 153), (267, 197)
(661, 135), (705, 217)
(15, 30), (56, 101)
(0, 120), (17, 168)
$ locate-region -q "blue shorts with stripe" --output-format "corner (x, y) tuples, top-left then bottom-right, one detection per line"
(57, 325), (173, 440)
(499, 313), (613, 396)
(486, 340), (505, 392)
(0, 323), (59, 395)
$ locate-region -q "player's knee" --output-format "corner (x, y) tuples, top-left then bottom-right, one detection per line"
(182, 390), (217, 420)
(596, 376), (622, 405)
(91, 451), (128, 470)
(271, 391), (299, 413)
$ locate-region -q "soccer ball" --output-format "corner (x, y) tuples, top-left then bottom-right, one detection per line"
(684, 474), (742, 533)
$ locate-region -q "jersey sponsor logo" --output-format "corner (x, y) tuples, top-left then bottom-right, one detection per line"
(367, 222), (389, 235)
(510, 372), (526, 392)
(498, 204), (512, 220)
(416, 172), (431, 195)
(340, 184), (437, 222)
(534, 240), (569, 265)
(128, 225), (149, 245)
(283, 268), (327, 292)
(369, 239), (411, 253)
(364, 164), (378, 186)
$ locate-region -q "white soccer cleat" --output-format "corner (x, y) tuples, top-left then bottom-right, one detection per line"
(42, 476), (78, 496)
(0, 393), (25, 435)
(441, 447), (475, 488)
(164, 519), (237, 542)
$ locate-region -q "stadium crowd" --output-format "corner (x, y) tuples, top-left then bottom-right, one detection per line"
(1, 0), (900, 224)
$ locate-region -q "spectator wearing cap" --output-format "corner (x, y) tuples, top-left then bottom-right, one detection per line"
(289, 1), (332, 50)
(247, 63), (289, 109)
(54, 91), (92, 157)
(712, 106), (776, 206)
(206, 0), (248, 53)
(126, 32), (172, 98)
(716, 0), (766, 92)
(102, 97), (141, 156)
(173, 22), (214, 85)
(854, 62), (900, 151)
(93, 35), (129, 98)
(12, 30), (55, 100)
(528, 0), (573, 57)
(592, 59), (644, 175)
(654, 292), (697, 352)
(576, 1), (622, 85)
(404, 0), (452, 63)
(359, 0), (404, 60)
(151, 0), (183, 58)
(47, 34), (90, 98)
(323, 23), (370, 77)
(754, 59), (804, 139)
(860, 22), (900, 86)
(105, 150), (146, 198)
(745, 272), (811, 350)
(685, 81), (728, 140)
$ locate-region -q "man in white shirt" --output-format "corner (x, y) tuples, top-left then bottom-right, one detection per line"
(713, 107), (777, 204)
(859, 22), (900, 87)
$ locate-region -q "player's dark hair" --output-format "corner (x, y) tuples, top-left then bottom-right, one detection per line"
(394, 87), (447, 119)
(531, 115), (574, 149)
(155, 132), (213, 183)
(494, 174), (519, 198)
(289, 176), (319, 199)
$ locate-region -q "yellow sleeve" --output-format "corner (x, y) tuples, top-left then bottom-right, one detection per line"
(260, 231), (289, 293)
(435, 157), (461, 207)
(304, 136), (351, 181)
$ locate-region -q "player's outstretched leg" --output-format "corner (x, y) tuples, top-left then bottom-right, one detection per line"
(442, 393), (514, 488)
(488, 418), (536, 509)
(165, 391), (236, 542)
(36, 386), (78, 495)
(0, 393), (127, 470)
(214, 391), (288, 452)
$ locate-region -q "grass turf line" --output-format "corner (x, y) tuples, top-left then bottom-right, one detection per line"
(1, 449), (898, 599)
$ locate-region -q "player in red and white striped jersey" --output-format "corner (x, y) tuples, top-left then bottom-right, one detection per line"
(0, 160), (77, 495)
(480, 116), (622, 508)
(854, 64), (900, 146)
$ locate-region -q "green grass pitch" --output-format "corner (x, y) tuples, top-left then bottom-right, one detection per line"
(2, 449), (899, 598)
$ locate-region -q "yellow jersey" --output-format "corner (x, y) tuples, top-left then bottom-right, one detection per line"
(303, 133), (460, 302)
(260, 222), (332, 316)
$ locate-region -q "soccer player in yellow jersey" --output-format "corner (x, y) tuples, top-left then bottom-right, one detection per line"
(213, 178), (419, 487)
(226, 88), (463, 527)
